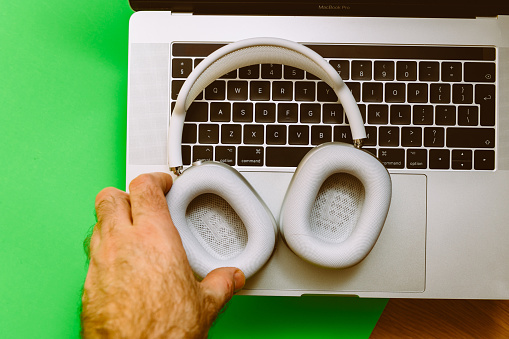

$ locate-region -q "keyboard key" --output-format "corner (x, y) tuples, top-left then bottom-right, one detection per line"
(205, 80), (226, 100)
(457, 106), (479, 126)
(172, 58), (192, 78)
(199, 124), (219, 144)
(362, 82), (383, 102)
(379, 148), (405, 169)
(413, 105), (433, 125)
(452, 84), (473, 104)
(306, 72), (319, 80)
(396, 61), (417, 81)
(317, 82), (338, 102)
(255, 103), (276, 123)
(182, 123), (197, 143)
(284, 66), (304, 79)
(475, 84), (495, 126)
(250, 81), (271, 101)
(278, 103), (298, 123)
(221, 125), (241, 144)
(266, 146), (312, 167)
(210, 102), (231, 122)
(452, 150), (473, 170)
(186, 102), (208, 122)
(390, 105), (411, 125)
(171, 80), (185, 100)
(232, 103), (253, 122)
(193, 145), (214, 162)
(182, 145), (192, 165)
(227, 81), (248, 100)
(364, 126), (377, 146)
(300, 104), (321, 123)
(441, 62), (462, 82)
(266, 125), (287, 145)
(435, 105), (456, 125)
(430, 84), (451, 103)
(215, 146), (236, 166)
(402, 127), (422, 147)
(474, 150), (495, 170)
(385, 83), (406, 103)
(419, 62), (439, 81)
(333, 126), (352, 143)
(368, 104), (389, 124)
(374, 61), (394, 81)
(323, 104), (343, 124)
(424, 127), (445, 147)
(429, 149), (450, 169)
(446, 128), (495, 148)
(239, 65), (259, 79)
(295, 82), (316, 101)
(464, 62), (496, 82)
(345, 82), (361, 102)
(220, 69), (237, 79)
(351, 61), (372, 80)
(243, 124), (264, 144)
(311, 125), (332, 145)
(272, 81), (293, 101)
(407, 83), (428, 103)
(238, 146), (264, 166)
(261, 64), (282, 79)
(329, 60), (349, 79)
(407, 149), (427, 169)
(379, 127), (399, 146)
(289, 125), (309, 145)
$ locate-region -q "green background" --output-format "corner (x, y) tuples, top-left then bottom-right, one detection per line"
(0, 1), (387, 337)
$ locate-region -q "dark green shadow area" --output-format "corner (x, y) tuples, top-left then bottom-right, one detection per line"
(210, 295), (388, 338)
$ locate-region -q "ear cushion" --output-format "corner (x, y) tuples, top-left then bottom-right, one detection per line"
(280, 143), (392, 268)
(166, 161), (277, 279)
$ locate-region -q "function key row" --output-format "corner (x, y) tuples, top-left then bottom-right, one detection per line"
(181, 145), (494, 170)
(172, 58), (496, 83)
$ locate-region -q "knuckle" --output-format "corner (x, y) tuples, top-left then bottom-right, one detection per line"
(94, 188), (129, 226)
(129, 173), (157, 192)
(95, 187), (122, 208)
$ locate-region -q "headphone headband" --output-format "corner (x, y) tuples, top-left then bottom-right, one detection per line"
(168, 37), (366, 173)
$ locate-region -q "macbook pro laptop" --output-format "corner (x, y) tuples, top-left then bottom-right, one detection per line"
(126, 0), (509, 299)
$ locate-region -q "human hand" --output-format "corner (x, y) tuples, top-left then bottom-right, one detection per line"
(81, 172), (246, 339)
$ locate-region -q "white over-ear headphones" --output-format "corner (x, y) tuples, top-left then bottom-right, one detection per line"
(166, 37), (391, 278)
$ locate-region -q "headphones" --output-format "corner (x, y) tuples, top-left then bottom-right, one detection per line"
(166, 37), (392, 279)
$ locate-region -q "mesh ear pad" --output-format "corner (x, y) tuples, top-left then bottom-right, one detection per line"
(166, 162), (277, 279)
(167, 37), (391, 275)
(280, 143), (392, 268)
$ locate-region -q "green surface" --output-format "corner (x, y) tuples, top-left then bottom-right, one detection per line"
(0, 1), (387, 337)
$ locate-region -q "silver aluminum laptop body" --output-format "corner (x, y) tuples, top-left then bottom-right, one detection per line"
(126, 1), (509, 299)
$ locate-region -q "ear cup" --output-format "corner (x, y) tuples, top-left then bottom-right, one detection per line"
(166, 161), (277, 279)
(280, 143), (392, 268)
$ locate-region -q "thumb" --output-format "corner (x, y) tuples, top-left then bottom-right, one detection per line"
(200, 267), (245, 313)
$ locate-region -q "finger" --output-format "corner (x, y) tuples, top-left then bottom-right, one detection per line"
(128, 172), (173, 225)
(94, 187), (132, 233)
(200, 267), (246, 315)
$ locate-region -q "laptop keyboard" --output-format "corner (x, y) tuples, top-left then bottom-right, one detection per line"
(170, 43), (496, 171)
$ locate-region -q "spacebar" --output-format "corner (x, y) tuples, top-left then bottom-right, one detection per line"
(266, 146), (313, 167)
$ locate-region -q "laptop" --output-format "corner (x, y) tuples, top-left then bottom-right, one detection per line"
(125, 0), (509, 299)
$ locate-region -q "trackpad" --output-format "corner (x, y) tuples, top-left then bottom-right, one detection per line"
(244, 173), (427, 294)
